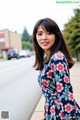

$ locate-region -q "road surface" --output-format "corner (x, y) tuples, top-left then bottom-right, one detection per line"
(0, 56), (42, 120)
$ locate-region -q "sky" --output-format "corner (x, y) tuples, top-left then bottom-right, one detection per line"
(0, 0), (80, 35)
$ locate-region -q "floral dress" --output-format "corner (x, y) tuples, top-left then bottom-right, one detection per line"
(38, 51), (80, 120)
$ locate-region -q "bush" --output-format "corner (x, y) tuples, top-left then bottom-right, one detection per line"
(0, 56), (3, 59)
(22, 41), (33, 51)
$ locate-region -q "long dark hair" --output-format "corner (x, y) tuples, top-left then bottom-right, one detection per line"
(32, 18), (74, 70)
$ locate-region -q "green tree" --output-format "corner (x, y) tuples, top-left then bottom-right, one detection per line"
(21, 27), (33, 50)
(63, 8), (80, 61)
(22, 27), (30, 42)
(29, 35), (33, 43)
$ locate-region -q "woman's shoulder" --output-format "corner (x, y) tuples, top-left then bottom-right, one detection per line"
(47, 51), (68, 68)
(51, 51), (65, 60)
(50, 51), (68, 65)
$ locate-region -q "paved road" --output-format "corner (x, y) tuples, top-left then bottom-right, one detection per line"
(0, 56), (42, 120)
(31, 61), (80, 120)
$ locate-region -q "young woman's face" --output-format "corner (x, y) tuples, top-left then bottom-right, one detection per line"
(36, 25), (56, 56)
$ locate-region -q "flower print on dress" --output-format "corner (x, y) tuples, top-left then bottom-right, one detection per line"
(68, 92), (74, 101)
(38, 51), (80, 120)
(59, 110), (64, 119)
(50, 105), (56, 115)
(42, 79), (49, 87)
(55, 52), (64, 60)
(56, 62), (64, 72)
(46, 70), (52, 79)
(45, 103), (49, 112)
(64, 76), (70, 83)
(65, 103), (73, 113)
(51, 63), (56, 72)
(56, 82), (64, 92)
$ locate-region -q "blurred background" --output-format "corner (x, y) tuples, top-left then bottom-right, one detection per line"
(0, 0), (80, 60)
(0, 0), (80, 120)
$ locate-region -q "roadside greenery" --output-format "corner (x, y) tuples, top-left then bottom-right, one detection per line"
(0, 56), (3, 59)
(22, 27), (33, 50)
(63, 7), (80, 61)
(22, 41), (33, 51)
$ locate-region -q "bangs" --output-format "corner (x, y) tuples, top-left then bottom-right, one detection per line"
(40, 20), (55, 33)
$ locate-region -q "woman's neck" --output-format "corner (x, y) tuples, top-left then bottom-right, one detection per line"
(44, 50), (51, 58)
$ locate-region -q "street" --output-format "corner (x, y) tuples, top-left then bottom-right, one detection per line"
(0, 56), (42, 120)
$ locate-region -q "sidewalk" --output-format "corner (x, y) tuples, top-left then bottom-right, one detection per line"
(31, 61), (80, 120)
(31, 95), (44, 120)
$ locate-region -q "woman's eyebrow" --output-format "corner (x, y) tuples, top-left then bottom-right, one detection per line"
(37, 30), (43, 32)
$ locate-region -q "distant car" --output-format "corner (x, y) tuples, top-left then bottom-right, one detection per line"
(26, 50), (31, 57)
(18, 50), (27, 58)
(7, 49), (20, 60)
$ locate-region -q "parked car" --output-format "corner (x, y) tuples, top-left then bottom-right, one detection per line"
(26, 50), (31, 57)
(18, 50), (27, 58)
(7, 49), (20, 60)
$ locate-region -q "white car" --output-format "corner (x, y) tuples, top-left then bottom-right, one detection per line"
(18, 50), (27, 58)
(26, 50), (31, 57)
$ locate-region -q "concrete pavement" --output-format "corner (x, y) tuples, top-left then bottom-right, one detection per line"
(31, 61), (80, 120)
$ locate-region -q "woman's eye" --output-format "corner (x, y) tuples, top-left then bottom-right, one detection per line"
(47, 32), (52, 34)
(37, 33), (42, 36)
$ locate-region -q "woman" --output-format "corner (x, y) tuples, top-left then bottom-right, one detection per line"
(32, 18), (80, 120)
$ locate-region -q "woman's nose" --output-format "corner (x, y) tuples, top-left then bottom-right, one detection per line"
(42, 34), (47, 40)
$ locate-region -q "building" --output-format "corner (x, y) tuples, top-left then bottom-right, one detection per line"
(0, 29), (22, 58)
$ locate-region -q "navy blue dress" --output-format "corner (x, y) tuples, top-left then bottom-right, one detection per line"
(38, 51), (80, 120)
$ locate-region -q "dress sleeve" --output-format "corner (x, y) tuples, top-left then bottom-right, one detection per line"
(50, 52), (74, 102)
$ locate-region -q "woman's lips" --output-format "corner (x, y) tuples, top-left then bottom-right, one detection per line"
(42, 42), (49, 46)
